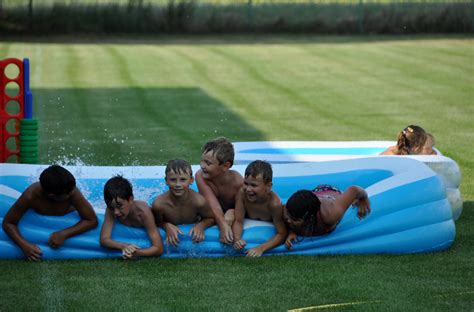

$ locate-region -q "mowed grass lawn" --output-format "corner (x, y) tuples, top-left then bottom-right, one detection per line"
(1, 35), (473, 311)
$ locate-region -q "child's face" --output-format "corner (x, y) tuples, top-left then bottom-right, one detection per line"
(200, 151), (227, 179)
(421, 137), (435, 155)
(166, 169), (193, 197)
(243, 174), (271, 203)
(108, 197), (133, 221)
(283, 206), (305, 231)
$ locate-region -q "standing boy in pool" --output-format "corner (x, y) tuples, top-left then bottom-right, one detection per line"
(232, 160), (287, 257)
(101, 176), (163, 259)
(195, 137), (243, 244)
(2, 165), (98, 261)
(152, 159), (215, 247)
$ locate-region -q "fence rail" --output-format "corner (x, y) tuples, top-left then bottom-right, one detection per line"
(1, 0), (472, 35)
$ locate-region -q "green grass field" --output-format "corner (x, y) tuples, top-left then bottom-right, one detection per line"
(1, 35), (473, 311)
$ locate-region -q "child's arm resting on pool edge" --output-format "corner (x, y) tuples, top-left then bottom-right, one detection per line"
(195, 171), (233, 244)
(189, 200), (215, 243)
(131, 208), (163, 258)
(100, 208), (163, 258)
(246, 201), (287, 257)
(329, 186), (370, 224)
(48, 189), (98, 249)
(2, 191), (43, 261)
(232, 191), (246, 250)
(100, 208), (136, 252)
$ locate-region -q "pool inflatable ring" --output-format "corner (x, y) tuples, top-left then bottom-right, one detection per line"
(0, 157), (455, 259)
(234, 141), (462, 220)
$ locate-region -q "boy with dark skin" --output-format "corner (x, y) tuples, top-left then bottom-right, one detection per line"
(195, 137), (243, 244)
(232, 160), (287, 257)
(152, 159), (215, 247)
(2, 165), (98, 261)
(100, 176), (163, 259)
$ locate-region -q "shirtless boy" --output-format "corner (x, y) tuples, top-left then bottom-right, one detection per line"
(232, 160), (287, 257)
(152, 159), (214, 246)
(2, 165), (98, 261)
(195, 137), (243, 244)
(100, 176), (163, 259)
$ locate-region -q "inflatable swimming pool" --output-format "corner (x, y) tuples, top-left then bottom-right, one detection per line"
(0, 157), (455, 260)
(234, 141), (463, 220)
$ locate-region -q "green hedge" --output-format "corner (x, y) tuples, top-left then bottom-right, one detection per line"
(0, 1), (472, 35)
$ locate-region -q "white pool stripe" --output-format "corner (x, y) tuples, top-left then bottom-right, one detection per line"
(0, 184), (21, 199)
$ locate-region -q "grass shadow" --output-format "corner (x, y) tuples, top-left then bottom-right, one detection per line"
(34, 87), (265, 166)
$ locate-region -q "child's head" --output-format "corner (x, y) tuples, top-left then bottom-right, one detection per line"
(165, 159), (193, 197)
(245, 160), (272, 184)
(284, 190), (320, 234)
(396, 125), (427, 155)
(104, 176), (134, 220)
(243, 160), (273, 202)
(421, 133), (436, 155)
(201, 137), (235, 167)
(165, 159), (193, 178)
(40, 165), (76, 200)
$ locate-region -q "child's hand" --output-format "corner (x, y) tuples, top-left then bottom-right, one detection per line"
(22, 243), (42, 261)
(245, 246), (264, 257)
(122, 244), (139, 260)
(285, 232), (298, 249)
(165, 223), (184, 247)
(233, 239), (246, 250)
(48, 231), (66, 249)
(189, 224), (205, 243)
(352, 197), (371, 219)
(224, 209), (235, 226)
(219, 223), (234, 244)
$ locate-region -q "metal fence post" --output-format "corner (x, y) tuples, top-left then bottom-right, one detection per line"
(358, 0), (364, 34)
(28, 0), (33, 32)
(247, 0), (254, 31)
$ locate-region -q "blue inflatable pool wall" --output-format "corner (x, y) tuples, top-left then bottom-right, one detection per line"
(0, 157), (456, 259)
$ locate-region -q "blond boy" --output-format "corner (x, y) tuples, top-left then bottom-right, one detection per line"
(195, 137), (243, 244)
(152, 159), (214, 246)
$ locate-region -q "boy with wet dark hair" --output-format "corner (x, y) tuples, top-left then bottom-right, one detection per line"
(2, 165), (98, 261)
(101, 175), (163, 259)
(152, 159), (214, 247)
(195, 137), (243, 244)
(232, 160), (287, 257)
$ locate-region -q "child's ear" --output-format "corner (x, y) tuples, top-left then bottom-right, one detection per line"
(223, 161), (232, 170)
(129, 196), (134, 202)
(190, 176), (195, 184)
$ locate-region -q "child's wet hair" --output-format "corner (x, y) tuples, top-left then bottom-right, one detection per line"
(202, 137), (235, 167)
(165, 159), (192, 178)
(103, 175), (133, 207)
(396, 125), (427, 155)
(286, 190), (321, 219)
(39, 165), (76, 196)
(245, 160), (273, 183)
(286, 190), (321, 234)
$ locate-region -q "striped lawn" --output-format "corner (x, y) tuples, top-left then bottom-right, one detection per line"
(0, 35), (473, 311)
